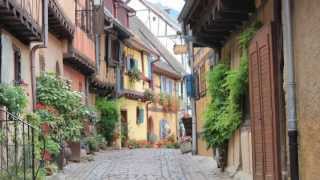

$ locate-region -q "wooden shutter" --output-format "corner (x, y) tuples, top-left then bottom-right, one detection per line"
(249, 23), (280, 180)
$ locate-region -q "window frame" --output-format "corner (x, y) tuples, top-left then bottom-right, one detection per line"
(13, 46), (21, 84)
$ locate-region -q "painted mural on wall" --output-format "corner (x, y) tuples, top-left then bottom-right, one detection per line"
(160, 119), (171, 139)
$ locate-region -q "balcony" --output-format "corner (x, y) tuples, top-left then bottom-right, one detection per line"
(0, 0), (42, 44)
(48, 0), (74, 39)
(90, 67), (116, 95)
(63, 27), (96, 75)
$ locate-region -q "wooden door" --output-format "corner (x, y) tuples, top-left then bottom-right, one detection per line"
(249, 23), (280, 180)
(121, 110), (128, 145)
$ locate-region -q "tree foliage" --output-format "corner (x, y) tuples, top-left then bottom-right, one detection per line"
(0, 84), (27, 114)
(36, 73), (96, 142)
(202, 22), (260, 148)
(96, 98), (119, 144)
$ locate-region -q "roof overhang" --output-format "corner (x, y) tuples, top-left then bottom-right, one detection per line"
(124, 37), (160, 56)
(63, 49), (96, 75)
(48, 0), (75, 39)
(104, 8), (132, 39)
(119, 89), (146, 101)
(0, 0), (42, 44)
(153, 65), (181, 80)
(179, 0), (253, 48)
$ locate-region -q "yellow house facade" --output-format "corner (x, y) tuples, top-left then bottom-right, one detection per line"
(147, 61), (182, 143)
(120, 44), (152, 141)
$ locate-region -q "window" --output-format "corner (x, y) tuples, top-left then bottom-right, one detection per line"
(128, 58), (138, 71)
(111, 39), (119, 61)
(160, 76), (174, 95)
(14, 47), (21, 84)
(76, 0), (94, 34)
(136, 107), (144, 124)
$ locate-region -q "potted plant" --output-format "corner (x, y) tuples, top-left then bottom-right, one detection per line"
(127, 68), (141, 83)
(144, 89), (155, 102)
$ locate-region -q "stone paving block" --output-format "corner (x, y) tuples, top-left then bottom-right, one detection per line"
(52, 149), (232, 180)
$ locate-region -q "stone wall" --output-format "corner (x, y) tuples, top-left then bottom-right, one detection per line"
(291, 0), (320, 179)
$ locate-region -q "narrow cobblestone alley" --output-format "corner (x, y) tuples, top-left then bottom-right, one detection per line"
(51, 149), (231, 180)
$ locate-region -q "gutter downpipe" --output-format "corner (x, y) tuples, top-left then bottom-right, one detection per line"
(185, 24), (197, 155)
(282, 0), (299, 180)
(146, 57), (159, 141)
(30, 0), (48, 111)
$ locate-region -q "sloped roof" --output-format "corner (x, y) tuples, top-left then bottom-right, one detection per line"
(153, 60), (181, 79)
(104, 7), (132, 39)
(129, 16), (186, 75)
(138, 0), (181, 31)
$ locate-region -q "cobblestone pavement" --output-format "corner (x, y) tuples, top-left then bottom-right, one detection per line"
(52, 148), (231, 180)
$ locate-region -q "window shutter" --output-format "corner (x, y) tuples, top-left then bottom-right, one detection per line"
(186, 75), (194, 97)
(140, 108), (144, 124)
(148, 57), (152, 79)
(249, 23), (280, 180)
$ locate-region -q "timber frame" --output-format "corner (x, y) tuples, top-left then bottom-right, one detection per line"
(119, 89), (146, 101)
(48, 0), (74, 39)
(63, 49), (96, 75)
(0, 0), (42, 44)
(179, 0), (254, 48)
(90, 76), (116, 96)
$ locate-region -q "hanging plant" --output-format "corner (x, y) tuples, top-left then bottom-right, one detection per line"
(127, 68), (141, 83)
(143, 89), (155, 102)
(202, 22), (261, 149)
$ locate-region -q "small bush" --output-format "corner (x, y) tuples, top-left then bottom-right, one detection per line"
(96, 98), (119, 145)
(85, 136), (98, 152)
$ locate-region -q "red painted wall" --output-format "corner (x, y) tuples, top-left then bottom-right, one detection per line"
(63, 64), (86, 93)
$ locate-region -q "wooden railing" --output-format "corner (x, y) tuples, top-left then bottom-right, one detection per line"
(11, 0), (43, 26)
(73, 27), (96, 63)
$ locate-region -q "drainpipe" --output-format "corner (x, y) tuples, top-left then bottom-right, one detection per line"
(185, 25), (197, 155)
(30, 0), (48, 111)
(282, 0), (299, 180)
(146, 57), (159, 141)
(150, 57), (160, 90)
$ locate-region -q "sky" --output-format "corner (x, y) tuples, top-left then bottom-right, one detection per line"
(147, 0), (185, 11)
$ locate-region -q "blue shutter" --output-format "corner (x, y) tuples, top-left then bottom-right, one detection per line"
(148, 57), (152, 79)
(140, 108), (144, 124)
(186, 74), (194, 97)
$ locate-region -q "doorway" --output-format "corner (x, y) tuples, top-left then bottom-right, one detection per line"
(121, 110), (128, 147)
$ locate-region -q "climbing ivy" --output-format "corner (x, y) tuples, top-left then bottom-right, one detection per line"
(202, 22), (261, 148)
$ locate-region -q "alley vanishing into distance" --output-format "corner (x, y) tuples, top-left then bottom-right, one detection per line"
(0, 0), (318, 179)
(50, 149), (231, 180)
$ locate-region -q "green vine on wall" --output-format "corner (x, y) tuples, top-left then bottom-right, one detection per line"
(202, 22), (261, 148)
